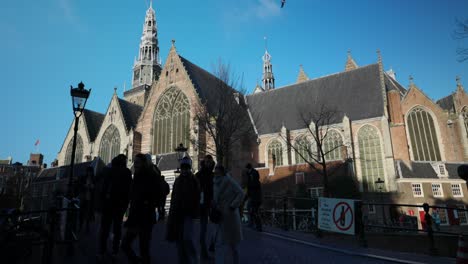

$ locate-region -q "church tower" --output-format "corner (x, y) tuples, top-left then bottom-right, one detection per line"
(124, 1), (162, 106)
(262, 49), (275, 91)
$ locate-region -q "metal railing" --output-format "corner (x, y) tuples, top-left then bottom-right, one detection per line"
(0, 201), (80, 264)
(256, 195), (467, 255)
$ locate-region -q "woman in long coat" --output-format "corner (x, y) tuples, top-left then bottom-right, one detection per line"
(213, 165), (245, 264)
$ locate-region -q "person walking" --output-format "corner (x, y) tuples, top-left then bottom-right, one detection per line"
(121, 153), (160, 264)
(245, 163), (262, 231)
(213, 165), (244, 264)
(195, 155), (215, 259)
(97, 154), (132, 260)
(166, 157), (200, 264)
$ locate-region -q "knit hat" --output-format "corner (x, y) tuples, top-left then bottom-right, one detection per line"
(180, 156), (192, 169)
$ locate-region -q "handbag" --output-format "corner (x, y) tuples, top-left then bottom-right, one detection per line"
(209, 206), (222, 224)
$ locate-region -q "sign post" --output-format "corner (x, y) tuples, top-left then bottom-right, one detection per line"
(318, 197), (358, 235)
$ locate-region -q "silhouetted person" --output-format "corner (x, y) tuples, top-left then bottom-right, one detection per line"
(195, 155), (215, 259)
(154, 165), (170, 221)
(245, 163), (262, 231)
(166, 157), (200, 264)
(97, 154), (132, 260)
(213, 165), (244, 264)
(79, 166), (95, 233)
(121, 154), (159, 264)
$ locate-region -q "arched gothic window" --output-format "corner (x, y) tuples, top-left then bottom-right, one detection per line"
(358, 125), (384, 192)
(462, 107), (468, 137)
(99, 125), (121, 164)
(324, 129), (344, 161)
(406, 107), (441, 161)
(294, 136), (311, 164)
(153, 87), (190, 154)
(64, 134), (83, 165)
(268, 139), (283, 167)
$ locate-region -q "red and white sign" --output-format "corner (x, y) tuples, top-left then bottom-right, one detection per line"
(318, 197), (356, 235)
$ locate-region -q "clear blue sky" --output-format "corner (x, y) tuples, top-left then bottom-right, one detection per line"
(1, 0), (467, 165)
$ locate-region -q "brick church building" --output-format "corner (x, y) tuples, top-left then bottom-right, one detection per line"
(56, 3), (467, 227)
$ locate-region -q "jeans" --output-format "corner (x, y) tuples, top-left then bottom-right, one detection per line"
(99, 208), (125, 254)
(214, 226), (239, 264)
(176, 217), (197, 264)
(121, 225), (153, 264)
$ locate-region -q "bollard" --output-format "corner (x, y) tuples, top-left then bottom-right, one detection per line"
(42, 206), (57, 264)
(355, 201), (367, 248)
(423, 203), (437, 255)
(283, 196), (288, 231)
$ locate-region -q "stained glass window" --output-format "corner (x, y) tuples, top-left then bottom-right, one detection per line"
(153, 87), (190, 154)
(268, 139), (283, 167)
(407, 107), (441, 161)
(99, 125), (121, 164)
(358, 125), (385, 192)
(324, 129), (344, 161)
(294, 135), (311, 164)
(65, 134), (83, 165)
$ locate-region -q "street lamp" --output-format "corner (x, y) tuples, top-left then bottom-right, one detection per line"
(374, 177), (386, 225)
(174, 143), (188, 174)
(67, 82), (91, 198)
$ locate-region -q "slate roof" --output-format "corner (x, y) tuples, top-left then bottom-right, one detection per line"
(118, 98), (143, 131)
(178, 55), (238, 114)
(83, 109), (105, 142)
(156, 153), (179, 171)
(246, 64), (385, 134)
(384, 73), (407, 94)
(436, 94), (455, 112)
(396, 160), (465, 180)
(34, 159), (105, 183)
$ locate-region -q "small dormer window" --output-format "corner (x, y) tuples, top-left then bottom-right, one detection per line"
(438, 164), (446, 176)
(432, 162), (448, 178)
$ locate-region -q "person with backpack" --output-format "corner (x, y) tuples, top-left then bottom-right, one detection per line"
(121, 153), (159, 264)
(97, 154), (132, 260)
(245, 163), (262, 232)
(166, 157), (200, 264)
(195, 155), (215, 259)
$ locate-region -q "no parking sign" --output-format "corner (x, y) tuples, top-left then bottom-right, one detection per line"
(318, 197), (357, 235)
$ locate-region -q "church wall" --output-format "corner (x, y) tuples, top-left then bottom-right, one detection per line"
(93, 95), (131, 163)
(401, 87), (453, 162)
(136, 47), (202, 165)
(57, 117), (92, 166)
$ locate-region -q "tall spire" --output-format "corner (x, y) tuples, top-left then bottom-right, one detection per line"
(345, 49), (358, 71)
(296, 65), (309, 83)
(131, 2), (161, 89)
(262, 37), (275, 91)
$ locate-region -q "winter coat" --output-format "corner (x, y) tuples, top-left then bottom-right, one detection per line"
(246, 168), (262, 205)
(213, 173), (244, 245)
(125, 167), (159, 228)
(101, 166), (132, 212)
(166, 172), (200, 242)
(195, 168), (214, 207)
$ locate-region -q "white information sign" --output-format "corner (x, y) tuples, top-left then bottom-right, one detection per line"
(318, 197), (356, 235)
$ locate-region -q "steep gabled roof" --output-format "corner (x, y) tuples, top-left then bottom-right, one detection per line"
(384, 74), (406, 94)
(118, 98), (143, 131)
(83, 109), (105, 142)
(246, 64), (385, 134)
(436, 94), (455, 112)
(178, 55), (238, 113)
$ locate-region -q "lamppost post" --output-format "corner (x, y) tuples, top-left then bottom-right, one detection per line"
(67, 82), (91, 198)
(375, 177), (386, 225)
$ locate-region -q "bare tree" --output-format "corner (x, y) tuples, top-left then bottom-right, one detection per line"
(454, 18), (468, 62)
(281, 104), (349, 198)
(192, 60), (255, 169)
